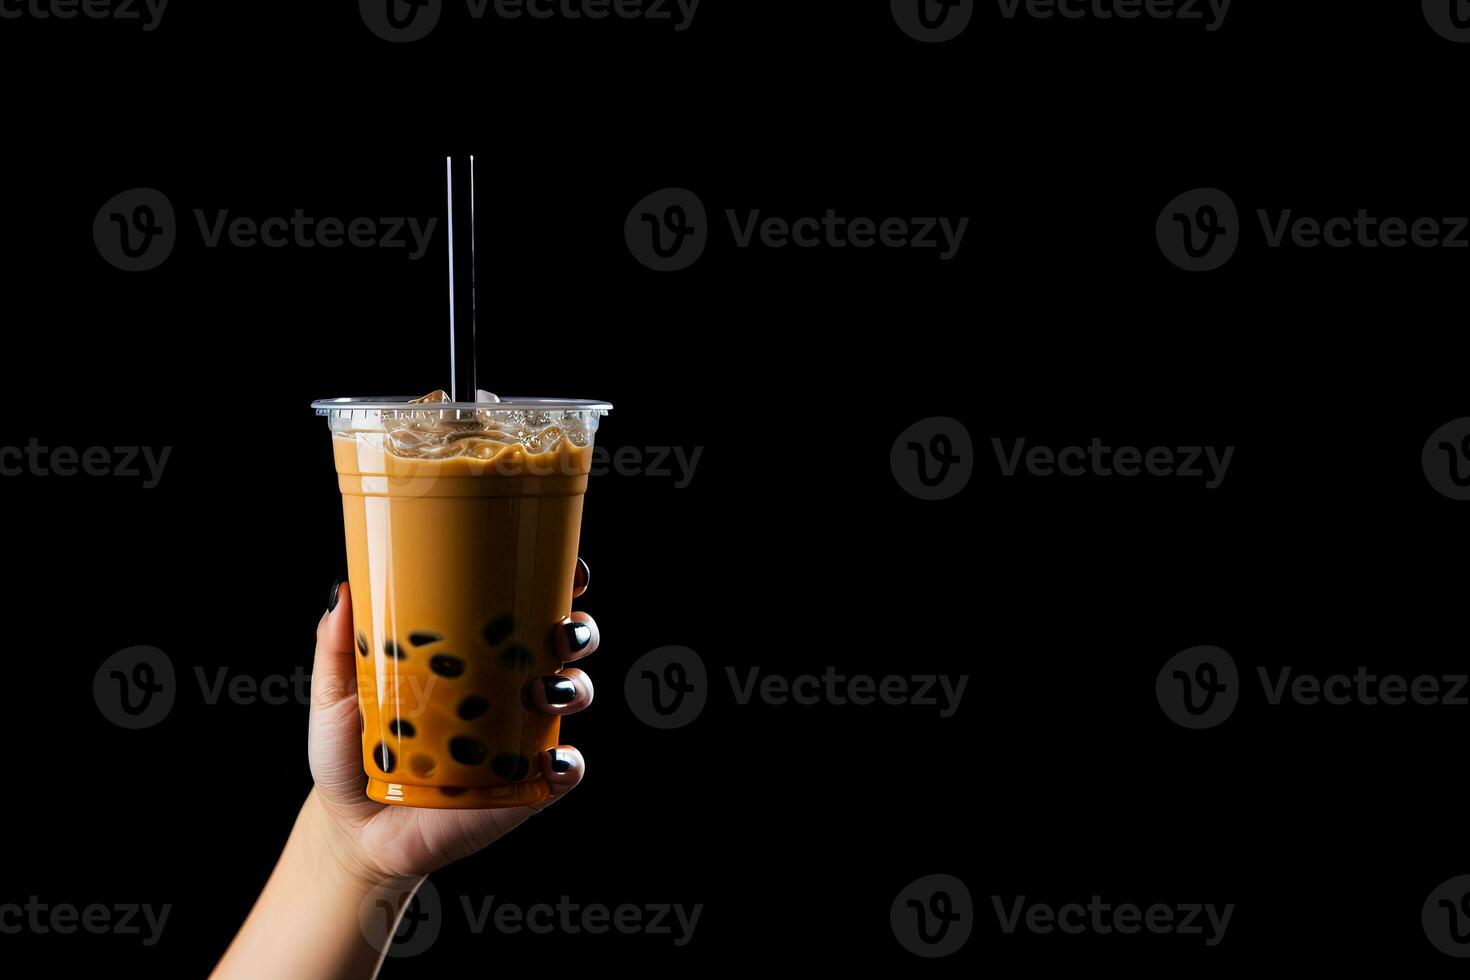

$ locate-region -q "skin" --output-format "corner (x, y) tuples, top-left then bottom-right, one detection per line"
(212, 565), (600, 979)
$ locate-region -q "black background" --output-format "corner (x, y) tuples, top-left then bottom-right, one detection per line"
(2, 0), (1467, 972)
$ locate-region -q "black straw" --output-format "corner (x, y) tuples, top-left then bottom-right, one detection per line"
(447, 154), (477, 402)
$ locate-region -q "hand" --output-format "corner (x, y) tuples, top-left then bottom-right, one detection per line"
(306, 562), (601, 885)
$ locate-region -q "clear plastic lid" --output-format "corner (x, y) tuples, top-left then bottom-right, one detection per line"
(312, 396), (613, 416)
(314, 394), (610, 458)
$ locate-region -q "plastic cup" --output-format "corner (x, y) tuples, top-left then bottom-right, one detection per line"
(313, 395), (611, 808)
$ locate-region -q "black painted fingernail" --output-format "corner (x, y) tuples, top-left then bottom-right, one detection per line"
(327, 575), (345, 612)
(542, 676), (577, 705)
(565, 621), (592, 652)
(549, 750), (573, 774)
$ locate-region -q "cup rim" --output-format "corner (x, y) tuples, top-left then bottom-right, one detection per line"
(312, 396), (613, 415)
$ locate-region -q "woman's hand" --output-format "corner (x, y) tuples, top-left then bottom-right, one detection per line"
(214, 564), (600, 980)
(308, 563), (600, 883)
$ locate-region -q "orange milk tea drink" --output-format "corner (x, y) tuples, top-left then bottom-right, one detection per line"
(313, 392), (611, 808)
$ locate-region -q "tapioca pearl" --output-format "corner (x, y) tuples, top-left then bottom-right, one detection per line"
(498, 645), (535, 670)
(449, 736), (488, 766)
(430, 654), (465, 678)
(356, 632), (369, 658)
(439, 786), (467, 797)
(457, 695), (490, 720)
(409, 754), (436, 777)
(482, 613), (515, 646)
(383, 639), (406, 660)
(372, 742), (396, 774)
(491, 754), (530, 781)
(389, 719), (416, 738)
(408, 631), (443, 647)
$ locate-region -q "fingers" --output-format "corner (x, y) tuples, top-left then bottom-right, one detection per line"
(527, 746), (585, 811)
(525, 667), (594, 715)
(307, 577), (372, 809)
(312, 577), (358, 710)
(572, 557), (590, 598)
(555, 613), (600, 663)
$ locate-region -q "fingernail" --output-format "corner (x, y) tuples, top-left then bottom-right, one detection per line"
(327, 575), (345, 612)
(542, 676), (577, 705)
(565, 621), (592, 652)
(549, 749), (573, 774)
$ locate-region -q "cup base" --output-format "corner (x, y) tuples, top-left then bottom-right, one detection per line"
(367, 776), (550, 809)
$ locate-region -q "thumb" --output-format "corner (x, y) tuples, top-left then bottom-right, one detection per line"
(308, 578), (372, 811)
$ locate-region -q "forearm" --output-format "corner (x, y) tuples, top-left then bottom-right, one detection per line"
(212, 789), (425, 980)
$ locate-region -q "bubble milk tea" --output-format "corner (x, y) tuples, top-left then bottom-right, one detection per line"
(315, 392), (611, 808)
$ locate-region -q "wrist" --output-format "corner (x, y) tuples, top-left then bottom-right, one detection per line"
(301, 788), (423, 894)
